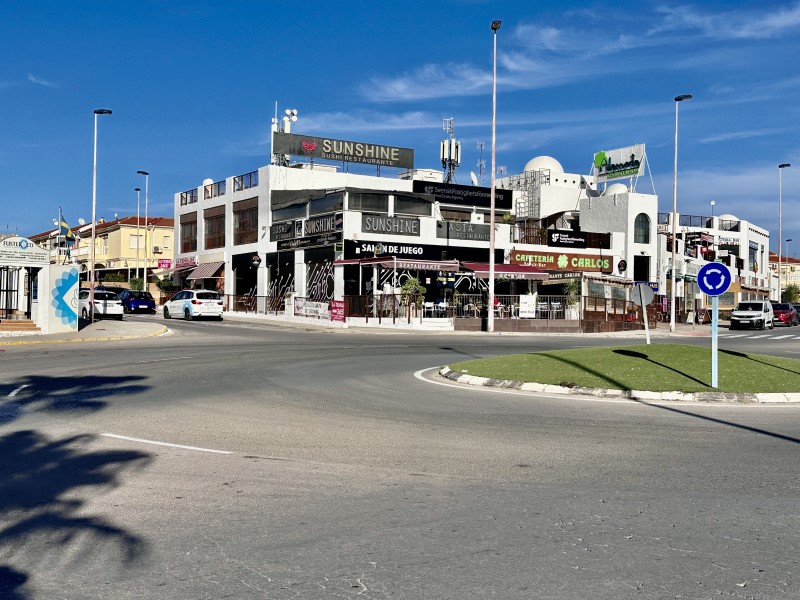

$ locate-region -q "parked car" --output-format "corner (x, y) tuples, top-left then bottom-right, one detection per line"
(78, 289), (124, 320)
(729, 301), (774, 330)
(96, 284), (126, 296)
(771, 303), (798, 326)
(118, 289), (157, 314)
(163, 289), (223, 321)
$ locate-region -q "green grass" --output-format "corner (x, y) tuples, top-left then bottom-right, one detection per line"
(449, 344), (800, 393)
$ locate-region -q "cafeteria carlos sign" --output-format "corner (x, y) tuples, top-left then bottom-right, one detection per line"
(511, 249), (612, 273)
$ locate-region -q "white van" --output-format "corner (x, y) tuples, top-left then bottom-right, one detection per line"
(729, 301), (774, 330)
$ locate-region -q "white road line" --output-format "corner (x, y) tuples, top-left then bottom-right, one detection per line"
(102, 433), (233, 454)
(772, 335), (795, 340)
(7, 384), (29, 398)
(133, 356), (193, 364)
(747, 334), (771, 339)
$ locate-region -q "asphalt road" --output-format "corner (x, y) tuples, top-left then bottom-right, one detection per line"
(1, 317), (798, 599)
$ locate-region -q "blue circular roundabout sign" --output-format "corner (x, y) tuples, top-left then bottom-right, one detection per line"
(697, 263), (732, 297)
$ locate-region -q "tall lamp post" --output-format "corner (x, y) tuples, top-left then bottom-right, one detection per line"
(137, 170), (150, 290)
(488, 19), (501, 333)
(669, 94), (692, 333)
(710, 200), (715, 217)
(134, 187), (141, 279)
(89, 108), (112, 323)
(778, 163), (790, 298)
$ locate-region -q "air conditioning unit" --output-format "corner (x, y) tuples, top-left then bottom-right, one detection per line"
(153, 245), (163, 254)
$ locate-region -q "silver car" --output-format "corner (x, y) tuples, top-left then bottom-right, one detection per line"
(163, 289), (223, 321)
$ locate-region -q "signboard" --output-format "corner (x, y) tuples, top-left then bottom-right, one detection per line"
(345, 239), (502, 263)
(304, 212), (343, 236)
(273, 131), (414, 169)
(330, 300), (345, 322)
(0, 237), (48, 267)
(697, 263), (732, 297)
(592, 144), (645, 182)
(511, 249), (612, 273)
(270, 221), (295, 241)
(362, 214), (420, 236)
(48, 265), (79, 333)
(176, 256), (198, 268)
(412, 180), (513, 211)
(277, 232), (340, 251)
(157, 259), (172, 269)
(436, 222), (491, 242)
(519, 294), (537, 318)
(547, 230), (587, 249)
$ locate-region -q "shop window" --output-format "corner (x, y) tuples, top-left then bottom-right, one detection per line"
(349, 193), (388, 213)
(309, 192), (343, 216)
(394, 194), (431, 216)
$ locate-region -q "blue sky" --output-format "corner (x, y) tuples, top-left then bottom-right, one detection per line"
(3, 0), (799, 254)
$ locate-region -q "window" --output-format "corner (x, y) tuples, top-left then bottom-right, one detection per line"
(233, 170), (258, 192)
(204, 214), (225, 249)
(162, 236), (171, 249)
(309, 192), (343, 216)
(204, 180), (226, 200)
(394, 194), (431, 216)
(234, 206), (258, 245)
(634, 213), (650, 244)
(272, 204), (307, 222)
(180, 220), (197, 253)
(129, 234), (143, 250)
(348, 192), (388, 212)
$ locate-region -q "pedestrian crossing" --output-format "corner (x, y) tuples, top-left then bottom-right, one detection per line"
(719, 330), (800, 340)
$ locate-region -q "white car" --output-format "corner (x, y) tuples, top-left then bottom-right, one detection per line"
(729, 301), (774, 330)
(78, 289), (124, 320)
(163, 289), (223, 321)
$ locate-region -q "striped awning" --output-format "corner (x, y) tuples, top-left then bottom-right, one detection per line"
(186, 261), (224, 280)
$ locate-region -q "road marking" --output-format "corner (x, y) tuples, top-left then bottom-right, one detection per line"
(772, 335), (795, 340)
(720, 333), (748, 338)
(7, 384), (29, 398)
(133, 356), (192, 364)
(102, 433), (232, 454)
(748, 334), (771, 339)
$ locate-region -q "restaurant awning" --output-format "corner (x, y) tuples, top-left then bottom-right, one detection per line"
(186, 261), (225, 280)
(461, 262), (548, 281)
(151, 265), (195, 276)
(334, 257), (461, 271)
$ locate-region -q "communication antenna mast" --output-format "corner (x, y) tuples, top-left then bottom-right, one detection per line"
(476, 141), (486, 184)
(440, 117), (461, 183)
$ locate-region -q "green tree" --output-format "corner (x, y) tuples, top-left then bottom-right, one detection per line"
(129, 277), (144, 291)
(782, 284), (800, 303)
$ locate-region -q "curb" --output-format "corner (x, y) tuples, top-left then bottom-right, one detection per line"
(0, 325), (168, 346)
(438, 366), (800, 404)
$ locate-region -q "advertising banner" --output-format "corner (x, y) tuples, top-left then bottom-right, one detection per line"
(48, 265), (79, 333)
(273, 132), (414, 169)
(0, 237), (48, 267)
(593, 144), (645, 182)
(546, 230), (587, 248)
(412, 180), (513, 211)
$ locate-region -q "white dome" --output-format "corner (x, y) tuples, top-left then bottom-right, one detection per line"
(603, 183), (629, 195)
(524, 156), (564, 174)
(202, 178), (214, 186)
(718, 213), (738, 221)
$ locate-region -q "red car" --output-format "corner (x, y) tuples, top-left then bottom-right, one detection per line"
(771, 303), (798, 326)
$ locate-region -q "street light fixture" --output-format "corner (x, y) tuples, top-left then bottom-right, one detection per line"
(710, 200), (715, 217)
(89, 108), (112, 324)
(488, 19), (501, 333)
(134, 187), (141, 279)
(137, 170), (150, 290)
(670, 94), (692, 333)
(779, 163), (790, 296)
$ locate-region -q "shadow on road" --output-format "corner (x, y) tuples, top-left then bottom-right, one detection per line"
(0, 374), (153, 598)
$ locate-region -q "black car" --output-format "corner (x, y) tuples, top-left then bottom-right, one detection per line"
(118, 289), (157, 314)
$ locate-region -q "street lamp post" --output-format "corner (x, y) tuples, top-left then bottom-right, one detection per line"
(89, 108), (112, 323)
(670, 94), (692, 333)
(778, 164), (790, 297)
(135, 187), (141, 280)
(488, 19), (501, 333)
(710, 200), (715, 217)
(137, 170), (150, 290)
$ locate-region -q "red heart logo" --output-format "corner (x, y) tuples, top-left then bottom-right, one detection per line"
(301, 141), (317, 153)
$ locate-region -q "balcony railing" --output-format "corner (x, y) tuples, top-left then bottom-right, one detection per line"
(204, 180), (226, 200)
(180, 189), (198, 206)
(233, 170), (258, 192)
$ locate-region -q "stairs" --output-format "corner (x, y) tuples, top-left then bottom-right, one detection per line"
(0, 319), (41, 334)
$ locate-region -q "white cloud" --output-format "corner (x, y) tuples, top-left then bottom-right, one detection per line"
(656, 2), (800, 40)
(27, 73), (57, 88)
(699, 128), (782, 144)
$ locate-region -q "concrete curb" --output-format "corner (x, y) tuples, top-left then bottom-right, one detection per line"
(438, 366), (800, 404)
(0, 325), (168, 346)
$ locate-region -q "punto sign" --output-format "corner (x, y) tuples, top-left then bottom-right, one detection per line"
(511, 249), (612, 273)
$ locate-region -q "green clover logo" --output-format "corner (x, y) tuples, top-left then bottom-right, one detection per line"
(557, 254), (568, 269)
(594, 151), (607, 170)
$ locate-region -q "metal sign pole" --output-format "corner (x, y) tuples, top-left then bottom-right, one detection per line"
(711, 295), (719, 388)
(640, 286), (651, 345)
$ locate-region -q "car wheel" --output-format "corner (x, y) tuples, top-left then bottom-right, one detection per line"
(217, 315), (223, 321)
(184, 308), (192, 321)
(82, 308), (89, 320)
(117, 315), (124, 321)
(760, 320), (766, 330)
(164, 307), (170, 319)
(770, 320), (774, 329)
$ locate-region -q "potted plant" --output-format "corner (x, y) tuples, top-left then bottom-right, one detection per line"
(400, 277), (426, 314)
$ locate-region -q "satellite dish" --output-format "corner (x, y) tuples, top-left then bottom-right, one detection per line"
(470, 171), (479, 186)
(78, 218), (86, 225)
(52, 219), (58, 226)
